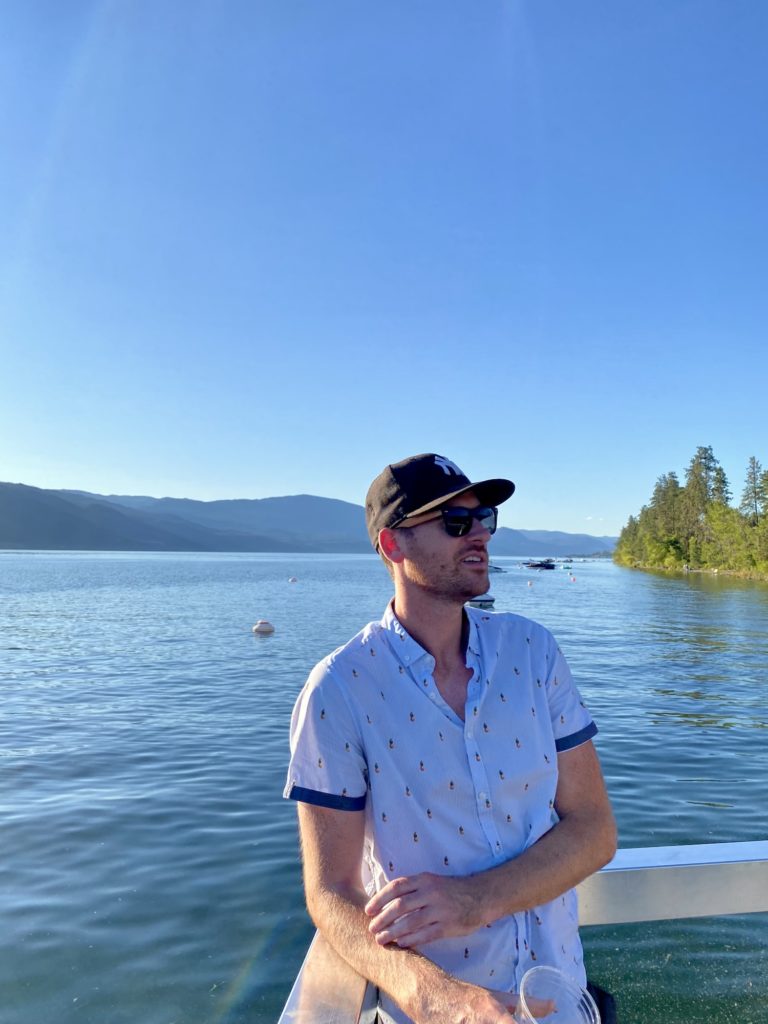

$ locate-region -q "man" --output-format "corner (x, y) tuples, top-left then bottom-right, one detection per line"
(284, 454), (617, 1024)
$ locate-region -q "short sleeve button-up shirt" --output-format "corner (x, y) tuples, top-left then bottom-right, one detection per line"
(285, 603), (597, 1016)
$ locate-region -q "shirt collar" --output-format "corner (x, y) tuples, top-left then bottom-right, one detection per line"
(380, 601), (431, 667)
(465, 607), (482, 658)
(380, 600), (483, 666)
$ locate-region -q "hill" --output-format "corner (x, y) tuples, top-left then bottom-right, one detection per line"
(0, 482), (615, 555)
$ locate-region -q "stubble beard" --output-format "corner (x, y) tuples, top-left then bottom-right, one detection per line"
(407, 560), (489, 604)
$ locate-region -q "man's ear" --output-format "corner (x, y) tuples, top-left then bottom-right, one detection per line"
(378, 527), (405, 564)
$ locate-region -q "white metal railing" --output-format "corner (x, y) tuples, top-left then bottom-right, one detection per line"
(577, 839), (768, 925)
(278, 930), (378, 1024)
(277, 841), (768, 1024)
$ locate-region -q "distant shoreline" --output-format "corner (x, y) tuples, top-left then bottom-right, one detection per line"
(615, 560), (768, 583)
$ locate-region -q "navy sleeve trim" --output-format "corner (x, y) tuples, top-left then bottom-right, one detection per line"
(287, 785), (366, 811)
(555, 721), (598, 752)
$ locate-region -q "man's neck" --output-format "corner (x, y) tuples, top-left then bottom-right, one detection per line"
(391, 590), (468, 673)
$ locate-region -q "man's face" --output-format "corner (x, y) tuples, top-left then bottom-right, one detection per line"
(395, 491), (492, 602)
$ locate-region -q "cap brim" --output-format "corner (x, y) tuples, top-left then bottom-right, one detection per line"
(400, 478), (515, 522)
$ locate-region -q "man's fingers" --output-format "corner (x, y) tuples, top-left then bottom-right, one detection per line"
(524, 997), (556, 1016)
(488, 989), (519, 1013)
(364, 875), (419, 916)
(367, 892), (425, 933)
(369, 901), (434, 940)
(367, 907), (408, 935)
(373, 918), (443, 948)
(365, 874), (479, 945)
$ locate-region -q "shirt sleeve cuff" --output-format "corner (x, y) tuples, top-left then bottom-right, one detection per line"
(554, 720), (598, 752)
(286, 784), (366, 811)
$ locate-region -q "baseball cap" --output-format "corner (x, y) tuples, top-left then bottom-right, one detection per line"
(365, 453), (515, 549)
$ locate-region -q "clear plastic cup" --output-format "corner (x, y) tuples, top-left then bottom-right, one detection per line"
(515, 965), (600, 1024)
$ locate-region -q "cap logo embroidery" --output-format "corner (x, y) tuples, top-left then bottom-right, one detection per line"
(434, 456), (462, 476)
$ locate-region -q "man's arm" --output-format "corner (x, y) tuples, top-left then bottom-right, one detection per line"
(365, 739), (617, 947)
(296, 800), (519, 1024)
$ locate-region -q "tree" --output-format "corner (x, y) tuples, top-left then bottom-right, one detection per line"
(703, 503), (751, 569)
(739, 456), (766, 526)
(648, 472), (684, 565)
(712, 466), (731, 505)
(684, 446), (724, 507)
(650, 472), (681, 533)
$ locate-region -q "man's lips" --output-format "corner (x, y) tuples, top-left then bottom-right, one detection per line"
(460, 550), (488, 567)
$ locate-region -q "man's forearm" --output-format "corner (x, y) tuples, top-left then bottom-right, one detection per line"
(306, 882), (515, 1024)
(471, 801), (617, 925)
(472, 741), (618, 927)
(307, 882), (454, 1019)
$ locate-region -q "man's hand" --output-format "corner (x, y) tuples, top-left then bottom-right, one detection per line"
(423, 982), (554, 1024)
(408, 976), (518, 1024)
(365, 872), (485, 947)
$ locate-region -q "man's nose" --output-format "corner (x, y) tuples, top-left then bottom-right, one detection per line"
(468, 516), (491, 539)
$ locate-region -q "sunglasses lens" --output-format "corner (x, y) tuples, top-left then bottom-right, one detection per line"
(479, 508), (498, 534)
(442, 515), (470, 537)
(441, 507), (497, 537)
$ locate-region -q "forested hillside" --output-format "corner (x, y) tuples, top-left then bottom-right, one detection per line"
(0, 482), (615, 555)
(614, 447), (768, 576)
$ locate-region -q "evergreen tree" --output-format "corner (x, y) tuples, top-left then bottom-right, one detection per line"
(650, 472), (681, 533)
(648, 472), (684, 564)
(740, 456), (766, 525)
(680, 446), (727, 560)
(712, 466), (731, 505)
(684, 445), (721, 509)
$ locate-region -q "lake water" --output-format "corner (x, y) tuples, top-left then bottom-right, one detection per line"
(1, 552), (767, 1024)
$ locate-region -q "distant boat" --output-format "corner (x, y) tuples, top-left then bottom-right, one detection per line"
(467, 593), (495, 609)
(523, 559), (556, 570)
(488, 564), (506, 573)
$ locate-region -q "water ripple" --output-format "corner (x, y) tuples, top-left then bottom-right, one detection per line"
(1, 553), (766, 1023)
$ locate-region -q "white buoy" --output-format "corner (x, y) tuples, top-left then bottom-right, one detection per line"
(253, 620), (275, 635)
(288, 576), (298, 583)
(527, 580), (533, 587)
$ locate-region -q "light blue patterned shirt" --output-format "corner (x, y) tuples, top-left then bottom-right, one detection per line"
(285, 603), (597, 1018)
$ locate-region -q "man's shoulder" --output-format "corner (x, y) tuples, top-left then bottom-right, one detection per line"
(309, 618), (386, 679)
(298, 618), (393, 721)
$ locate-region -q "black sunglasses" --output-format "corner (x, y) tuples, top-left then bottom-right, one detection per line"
(419, 505), (499, 537)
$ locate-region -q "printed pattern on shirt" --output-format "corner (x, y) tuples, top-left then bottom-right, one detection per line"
(285, 604), (594, 1002)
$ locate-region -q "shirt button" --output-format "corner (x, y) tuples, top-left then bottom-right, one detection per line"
(478, 791), (487, 801)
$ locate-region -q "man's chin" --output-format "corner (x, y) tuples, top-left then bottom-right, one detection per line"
(466, 573), (490, 598)
(420, 570), (490, 603)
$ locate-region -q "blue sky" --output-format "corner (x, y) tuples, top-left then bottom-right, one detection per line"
(1, 1), (766, 535)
